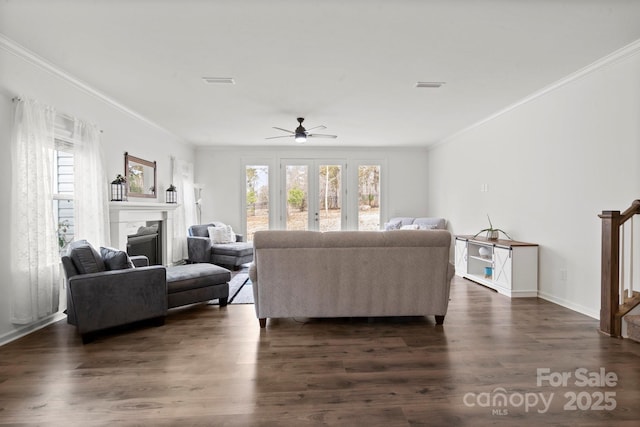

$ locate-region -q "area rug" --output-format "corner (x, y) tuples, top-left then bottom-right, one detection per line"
(208, 271), (254, 305)
(229, 276), (254, 304)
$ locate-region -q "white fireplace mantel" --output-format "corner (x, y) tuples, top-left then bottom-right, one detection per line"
(110, 201), (179, 213)
(109, 202), (179, 266)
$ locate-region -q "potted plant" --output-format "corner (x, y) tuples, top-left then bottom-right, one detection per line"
(473, 214), (512, 240)
(57, 219), (72, 252)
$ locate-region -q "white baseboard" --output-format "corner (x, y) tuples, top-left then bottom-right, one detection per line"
(0, 312), (67, 347)
(537, 291), (599, 320)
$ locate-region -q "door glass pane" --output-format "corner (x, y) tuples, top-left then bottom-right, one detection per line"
(285, 165), (308, 230)
(318, 164), (341, 232)
(246, 165), (269, 241)
(358, 165), (380, 230)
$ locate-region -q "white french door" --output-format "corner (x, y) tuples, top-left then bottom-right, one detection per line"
(280, 159), (346, 231)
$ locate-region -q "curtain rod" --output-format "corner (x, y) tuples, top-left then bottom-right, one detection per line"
(12, 96), (104, 133)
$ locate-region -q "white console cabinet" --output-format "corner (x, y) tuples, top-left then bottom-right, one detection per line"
(454, 235), (538, 298)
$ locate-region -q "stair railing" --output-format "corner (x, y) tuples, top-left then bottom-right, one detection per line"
(599, 200), (640, 337)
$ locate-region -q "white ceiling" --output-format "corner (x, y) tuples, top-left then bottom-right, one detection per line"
(2, 1), (640, 147)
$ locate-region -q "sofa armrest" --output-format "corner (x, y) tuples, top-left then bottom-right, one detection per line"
(187, 236), (213, 263)
(130, 255), (149, 267)
(248, 262), (260, 319)
(447, 262), (455, 282)
(68, 266), (167, 335)
(248, 262), (257, 284)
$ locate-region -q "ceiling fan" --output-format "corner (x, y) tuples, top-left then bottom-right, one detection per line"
(266, 117), (337, 143)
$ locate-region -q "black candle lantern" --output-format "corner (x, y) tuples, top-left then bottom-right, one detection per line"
(166, 184), (177, 204)
(111, 174), (127, 201)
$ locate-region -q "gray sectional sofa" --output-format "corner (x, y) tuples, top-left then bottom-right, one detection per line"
(249, 229), (455, 328)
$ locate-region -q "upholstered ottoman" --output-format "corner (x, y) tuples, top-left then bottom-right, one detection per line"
(166, 263), (231, 308)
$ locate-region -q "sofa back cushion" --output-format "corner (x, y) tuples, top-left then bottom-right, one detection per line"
(68, 240), (105, 274)
(189, 224), (212, 237)
(100, 247), (135, 271)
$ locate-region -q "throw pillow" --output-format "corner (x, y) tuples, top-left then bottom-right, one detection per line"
(400, 224), (420, 230)
(68, 241), (105, 274)
(226, 225), (236, 243)
(208, 226), (229, 244)
(384, 219), (402, 231)
(100, 247), (135, 270)
(414, 217), (446, 230)
(418, 224), (437, 230)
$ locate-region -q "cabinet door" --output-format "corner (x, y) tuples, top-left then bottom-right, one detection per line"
(454, 239), (468, 277)
(493, 246), (512, 288)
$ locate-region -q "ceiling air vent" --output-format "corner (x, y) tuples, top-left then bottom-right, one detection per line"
(415, 81), (445, 88)
(202, 77), (235, 85)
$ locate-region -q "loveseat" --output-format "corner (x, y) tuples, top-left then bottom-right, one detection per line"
(188, 223), (254, 269)
(248, 229), (455, 328)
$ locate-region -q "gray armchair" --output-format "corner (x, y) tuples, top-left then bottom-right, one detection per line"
(187, 223), (254, 269)
(61, 240), (167, 343)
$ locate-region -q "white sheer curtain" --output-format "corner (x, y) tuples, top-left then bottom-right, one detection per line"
(73, 118), (109, 247)
(172, 158), (197, 262)
(10, 98), (60, 324)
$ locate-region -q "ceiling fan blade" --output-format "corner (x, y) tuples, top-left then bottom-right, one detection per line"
(265, 135), (294, 140)
(304, 125), (326, 133)
(272, 127), (295, 134)
(307, 133), (337, 139)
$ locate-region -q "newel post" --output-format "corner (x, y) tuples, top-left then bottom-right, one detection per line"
(599, 210), (621, 337)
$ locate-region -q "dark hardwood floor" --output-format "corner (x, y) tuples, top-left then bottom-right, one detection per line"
(1, 276), (639, 426)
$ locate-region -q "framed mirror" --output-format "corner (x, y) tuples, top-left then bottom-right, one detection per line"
(124, 152), (157, 198)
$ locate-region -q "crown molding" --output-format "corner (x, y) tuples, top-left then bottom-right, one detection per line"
(0, 33), (182, 140)
(431, 38), (640, 150)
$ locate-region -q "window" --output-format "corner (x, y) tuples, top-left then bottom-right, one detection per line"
(244, 159), (382, 233)
(53, 118), (75, 253)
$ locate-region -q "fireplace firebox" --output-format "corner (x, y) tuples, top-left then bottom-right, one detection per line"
(126, 221), (162, 265)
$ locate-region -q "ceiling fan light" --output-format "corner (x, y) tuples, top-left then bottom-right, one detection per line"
(295, 133), (307, 143)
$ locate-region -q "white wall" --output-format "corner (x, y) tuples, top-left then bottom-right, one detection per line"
(427, 47), (640, 318)
(0, 41), (194, 342)
(194, 146), (430, 234)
